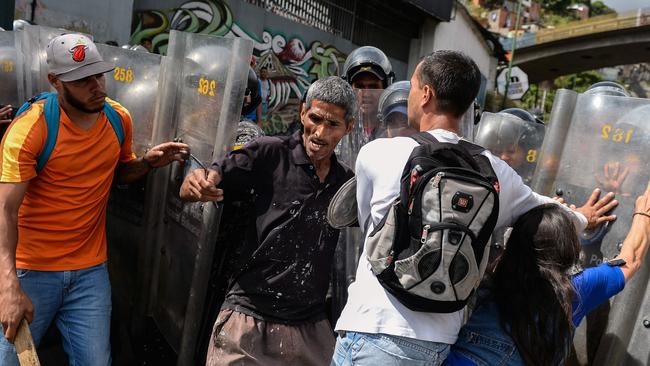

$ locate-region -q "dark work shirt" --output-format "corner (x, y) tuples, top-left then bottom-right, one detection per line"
(212, 131), (353, 323)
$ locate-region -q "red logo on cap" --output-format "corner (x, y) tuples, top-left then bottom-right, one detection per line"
(69, 44), (88, 62)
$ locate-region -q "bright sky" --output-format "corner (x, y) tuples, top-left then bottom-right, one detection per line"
(602, 0), (649, 12)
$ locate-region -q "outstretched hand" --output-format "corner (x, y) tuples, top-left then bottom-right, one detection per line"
(144, 142), (189, 168)
(595, 162), (630, 197)
(574, 188), (618, 230)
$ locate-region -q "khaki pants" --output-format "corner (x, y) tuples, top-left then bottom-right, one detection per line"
(206, 309), (336, 366)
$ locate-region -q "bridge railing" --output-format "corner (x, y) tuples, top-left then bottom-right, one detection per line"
(535, 8), (650, 44)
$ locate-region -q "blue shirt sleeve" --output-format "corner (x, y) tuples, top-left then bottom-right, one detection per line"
(572, 263), (625, 326)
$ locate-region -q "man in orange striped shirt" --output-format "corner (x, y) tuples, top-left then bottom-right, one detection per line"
(0, 34), (188, 365)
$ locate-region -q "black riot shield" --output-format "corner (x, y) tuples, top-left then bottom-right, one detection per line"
(142, 30), (252, 365)
(530, 89), (650, 365)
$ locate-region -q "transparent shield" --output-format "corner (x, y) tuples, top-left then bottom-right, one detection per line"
(458, 105), (476, 142)
(475, 112), (545, 185)
(145, 30), (252, 362)
(532, 91), (650, 258)
(99, 45), (164, 337)
(96, 44), (162, 155)
(336, 89), (384, 168)
(16, 25), (70, 98)
(0, 31), (21, 107)
(530, 89), (650, 363)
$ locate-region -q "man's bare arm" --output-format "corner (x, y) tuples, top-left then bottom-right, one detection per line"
(616, 181), (650, 281)
(115, 141), (189, 184)
(114, 158), (152, 184)
(0, 182), (34, 343)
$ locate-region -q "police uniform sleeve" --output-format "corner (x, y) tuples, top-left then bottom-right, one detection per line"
(0, 104), (46, 182)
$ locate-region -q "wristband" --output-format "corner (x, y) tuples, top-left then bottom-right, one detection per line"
(633, 212), (650, 219)
(606, 258), (626, 267)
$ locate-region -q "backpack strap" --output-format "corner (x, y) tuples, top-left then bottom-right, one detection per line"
(18, 93), (124, 172)
(410, 132), (438, 145)
(458, 140), (498, 187)
(103, 102), (124, 146)
(37, 93), (61, 172)
(14, 92), (52, 119)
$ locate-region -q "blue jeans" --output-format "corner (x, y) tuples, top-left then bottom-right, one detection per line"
(0, 263), (112, 366)
(331, 331), (450, 366)
(444, 299), (522, 366)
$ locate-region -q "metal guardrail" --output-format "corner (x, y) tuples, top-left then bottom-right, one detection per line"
(535, 8), (650, 44)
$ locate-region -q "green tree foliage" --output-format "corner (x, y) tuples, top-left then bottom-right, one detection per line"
(590, 1), (616, 16)
(540, 0), (574, 15)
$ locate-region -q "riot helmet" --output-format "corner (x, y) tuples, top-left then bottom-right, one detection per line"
(342, 46), (394, 89)
(233, 120), (265, 150)
(242, 66), (261, 116)
(377, 81), (414, 137)
(585, 81), (629, 97)
(475, 108), (545, 183)
(129, 45), (150, 53)
(12, 20), (32, 31)
(500, 108), (540, 124)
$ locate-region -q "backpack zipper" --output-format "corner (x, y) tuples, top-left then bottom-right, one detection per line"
(420, 224), (431, 244)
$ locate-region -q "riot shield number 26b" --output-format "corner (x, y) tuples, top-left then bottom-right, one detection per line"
(144, 30), (252, 365)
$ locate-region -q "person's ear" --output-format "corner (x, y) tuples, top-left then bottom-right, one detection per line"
(345, 119), (354, 134)
(422, 85), (433, 107)
(300, 104), (309, 127)
(47, 73), (60, 90)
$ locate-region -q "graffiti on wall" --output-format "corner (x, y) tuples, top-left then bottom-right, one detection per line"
(131, 0), (347, 135)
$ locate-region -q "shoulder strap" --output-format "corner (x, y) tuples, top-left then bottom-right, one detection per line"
(103, 102), (124, 146)
(15, 92), (51, 119)
(37, 93), (61, 172)
(458, 140), (498, 182)
(410, 132), (438, 145)
(35, 95), (124, 173)
(458, 140), (486, 156)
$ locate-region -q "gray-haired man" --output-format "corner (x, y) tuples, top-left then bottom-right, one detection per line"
(180, 76), (356, 365)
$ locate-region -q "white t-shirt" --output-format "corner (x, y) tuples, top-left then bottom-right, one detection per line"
(334, 129), (587, 344)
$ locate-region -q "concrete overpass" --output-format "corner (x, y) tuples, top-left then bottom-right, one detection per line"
(512, 10), (650, 83)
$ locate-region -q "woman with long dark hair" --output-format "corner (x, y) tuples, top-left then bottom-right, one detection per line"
(444, 182), (650, 366)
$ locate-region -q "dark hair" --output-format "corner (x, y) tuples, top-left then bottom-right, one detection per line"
(260, 66), (268, 71)
(417, 50), (481, 117)
(492, 204), (579, 366)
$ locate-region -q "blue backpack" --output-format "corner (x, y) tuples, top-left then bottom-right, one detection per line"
(15, 92), (124, 172)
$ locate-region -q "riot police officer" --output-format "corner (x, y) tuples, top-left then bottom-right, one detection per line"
(342, 46), (394, 90)
(474, 108), (545, 185)
(377, 80), (415, 138)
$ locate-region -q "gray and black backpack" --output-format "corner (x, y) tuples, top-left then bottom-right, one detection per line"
(366, 132), (500, 313)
